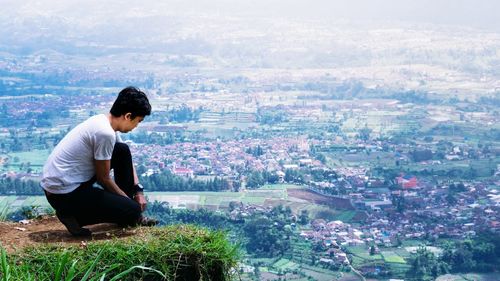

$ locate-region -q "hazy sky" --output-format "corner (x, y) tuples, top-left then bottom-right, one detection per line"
(198, 0), (500, 32)
(2, 0), (499, 32)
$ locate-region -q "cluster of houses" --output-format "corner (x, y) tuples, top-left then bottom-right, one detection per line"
(127, 127), (500, 241)
(291, 179), (499, 267)
(297, 175), (500, 266)
(129, 136), (318, 180)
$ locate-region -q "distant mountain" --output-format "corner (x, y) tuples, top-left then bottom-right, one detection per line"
(2, 12), (499, 71)
(1, 0), (499, 95)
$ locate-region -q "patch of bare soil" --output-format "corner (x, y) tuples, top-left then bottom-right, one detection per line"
(287, 188), (355, 210)
(0, 216), (136, 253)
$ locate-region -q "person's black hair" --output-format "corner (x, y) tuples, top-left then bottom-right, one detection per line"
(110, 86), (151, 119)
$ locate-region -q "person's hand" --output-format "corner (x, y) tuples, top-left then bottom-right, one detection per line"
(134, 192), (147, 211)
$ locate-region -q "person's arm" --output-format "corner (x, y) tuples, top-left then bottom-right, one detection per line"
(94, 159), (128, 197)
(134, 192), (147, 211)
(132, 164), (147, 211)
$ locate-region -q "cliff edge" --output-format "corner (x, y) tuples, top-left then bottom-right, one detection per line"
(0, 216), (238, 280)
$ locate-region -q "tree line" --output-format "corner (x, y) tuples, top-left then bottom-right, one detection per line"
(140, 169), (231, 192)
(406, 231), (500, 280)
(0, 178), (42, 195)
(245, 168), (337, 189)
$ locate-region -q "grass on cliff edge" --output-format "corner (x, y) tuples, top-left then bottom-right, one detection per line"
(0, 225), (239, 281)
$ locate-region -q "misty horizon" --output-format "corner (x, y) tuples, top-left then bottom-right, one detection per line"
(1, 0), (499, 32)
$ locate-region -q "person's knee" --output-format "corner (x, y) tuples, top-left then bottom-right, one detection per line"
(111, 142), (132, 169)
(113, 142), (131, 156)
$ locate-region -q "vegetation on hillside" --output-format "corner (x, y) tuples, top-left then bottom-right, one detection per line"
(405, 231), (500, 281)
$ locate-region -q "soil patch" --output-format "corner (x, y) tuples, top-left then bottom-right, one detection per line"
(287, 188), (354, 210)
(0, 216), (136, 253)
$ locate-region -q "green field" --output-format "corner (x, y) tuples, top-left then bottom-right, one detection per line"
(0, 184), (330, 216)
(393, 247), (412, 258)
(147, 186), (293, 209)
(405, 246), (443, 256)
(3, 149), (50, 164)
(325, 151), (398, 168)
(388, 263), (411, 278)
(273, 258), (300, 271)
(333, 210), (357, 222)
(381, 251), (406, 263)
(261, 184), (303, 190)
(1, 149), (50, 172)
(300, 264), (341, 281)
(346, 245), (384, 263)
(345, 245), (410, 278)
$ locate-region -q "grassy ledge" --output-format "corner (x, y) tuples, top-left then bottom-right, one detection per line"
(0, 225), (239, 281)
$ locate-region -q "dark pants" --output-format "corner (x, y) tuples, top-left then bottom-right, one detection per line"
(45, 142), (141, 227)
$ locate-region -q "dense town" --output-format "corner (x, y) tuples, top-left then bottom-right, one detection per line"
(125, 110), (500, 272)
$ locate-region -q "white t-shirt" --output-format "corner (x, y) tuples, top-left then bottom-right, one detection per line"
(41, 114), (118, 194)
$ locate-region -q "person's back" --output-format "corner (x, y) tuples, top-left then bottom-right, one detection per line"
(42, 114), (117, 194)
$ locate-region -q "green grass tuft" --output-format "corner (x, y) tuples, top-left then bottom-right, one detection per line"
(0, 225), (239, 281)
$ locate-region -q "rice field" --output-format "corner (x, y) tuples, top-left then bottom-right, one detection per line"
(135, 186), (290, 210)
(1, 185), (336, 218)
(381, 251), (406, 264)
(405, 246), (443, 256)
(273, 258), (300, 271)
(0, 149), (50, 173)
(260, 184), (303, 190)
(2, 149), (50, 165)
(300, 264), (340, 281)
(347, 246), (383, 261)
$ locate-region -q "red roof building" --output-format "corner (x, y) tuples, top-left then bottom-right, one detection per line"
(396, 174), (418, 189)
